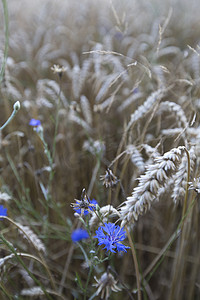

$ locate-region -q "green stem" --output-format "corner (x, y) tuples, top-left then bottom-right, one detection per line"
(0, 101), (20, 131)
(0, 283), (12, 300)
(84, 265), (93, 300)
(0, 0), (9, 83)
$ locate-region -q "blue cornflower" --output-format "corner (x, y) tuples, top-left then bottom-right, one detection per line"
(94, 222), (130, 253)
(29, 119), (41, 127)
(0, 205), (7, 218)
(133, 87), (139, 94)
(74, 199), (98, 216)
(71, 189), (97, 216)
(71, 229), (89, 242)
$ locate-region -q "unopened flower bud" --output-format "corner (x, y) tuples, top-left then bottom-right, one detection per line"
(13, 101), (20, 112)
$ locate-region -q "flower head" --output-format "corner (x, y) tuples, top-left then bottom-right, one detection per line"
(71, 188), (97, 216)
(0, 205), (7, 218)
(51, 64), (66, 78)
(29, 119), (43, 133)
(74, 198), (98, 216)
(13, 101), (20, 112)
(93, 271), (122, 300)
(71, 228), (89, 242)
(94, 222), (129, 253)
(29, 119), (41, 127)
(100, 169), (119, 188)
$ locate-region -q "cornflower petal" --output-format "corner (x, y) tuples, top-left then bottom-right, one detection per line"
(116, 243), (128, 252)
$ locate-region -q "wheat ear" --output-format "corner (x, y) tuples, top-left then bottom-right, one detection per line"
(120, 146), (184, 227)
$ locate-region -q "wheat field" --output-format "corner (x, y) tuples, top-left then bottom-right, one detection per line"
(0, 0), (200, 299)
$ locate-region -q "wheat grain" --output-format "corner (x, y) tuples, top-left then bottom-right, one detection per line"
(156, 46), (181, 59)
(17, 223), (46, 254)
(18, 268), (35, 287)
(159, 101), (188, 128)
(126, 145), (145, 173)
(80, 95), (92, 125)
(118, 91), (143, 112)
(120, 147), (184, 227)
(78, 58), (92, 92)
(128, 89), (165, 127)
(161, 128), (182, 136)
(69, 110), (92, 133)
(93, 96), (114, 112)
(20, 287), (44, 296)
(72, 64), (81, 99)
(172, 147), (196, 204)
(190, 52), (200, 79)
(83, 138), (105, 156)
(152, 65), (166, 88)
(95, 74), (118, 102)
(0, 254), (15, 281)
(0, 253), (15, 269)
(36, 79), (68, 107)
(142, 144), (160, 159)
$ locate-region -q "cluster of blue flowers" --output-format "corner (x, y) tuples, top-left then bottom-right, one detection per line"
(29, 121), (129, 252)
(29, 121), (130, 254)
(71, 195), (129, 253)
